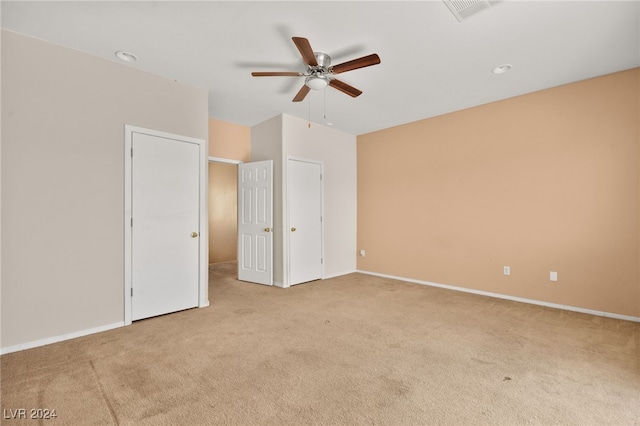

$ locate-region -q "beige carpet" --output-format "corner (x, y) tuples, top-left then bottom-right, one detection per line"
(2, 262), (639, 425)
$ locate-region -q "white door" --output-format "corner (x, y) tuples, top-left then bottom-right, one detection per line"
(238, 160), (273, 285)
(131, 132), (200, 320)
(288, 159), (323, 285)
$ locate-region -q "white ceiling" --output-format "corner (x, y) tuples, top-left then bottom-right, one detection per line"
(2, 1), (639, 135)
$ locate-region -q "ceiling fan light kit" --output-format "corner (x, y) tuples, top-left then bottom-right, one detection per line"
(306, 75), (329, 90)
(251, 36), (381, 102)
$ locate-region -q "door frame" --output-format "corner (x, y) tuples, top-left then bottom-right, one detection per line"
(209, 156), (243, 165)
(285, 156), (324, 287)
(124, 125), (208, 326)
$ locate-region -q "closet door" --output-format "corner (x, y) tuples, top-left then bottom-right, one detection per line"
(130, 132), (200, 321)
(288, 159), (323, 285)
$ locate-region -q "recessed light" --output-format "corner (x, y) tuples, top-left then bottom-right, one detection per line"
(492, 64), (512, 74)
(115, 51), (138, 62)
(326, 121), (334, 126)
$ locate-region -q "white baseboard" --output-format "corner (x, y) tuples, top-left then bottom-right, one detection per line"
(357, 270), (640, 323)
(5, 272), (634, 355)
(1, 322), (125, 355)
(274, 271), (356, 288)
(323, 270), (357, 280)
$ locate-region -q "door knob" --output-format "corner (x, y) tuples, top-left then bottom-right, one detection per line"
(291, 227), (296, 232)
(264, 228), (271, 232)
(191, 232), (199, 238)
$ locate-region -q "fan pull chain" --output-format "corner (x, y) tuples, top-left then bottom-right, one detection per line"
(308, 93), (311, 128)
(323, 89), (327, 121)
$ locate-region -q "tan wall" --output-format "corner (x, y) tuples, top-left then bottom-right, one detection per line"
(207, 118), (251, 264)
(357, 68), (640, 318)
(208, 163), (238, 263)
(1, 30), (209, 350)
(209, 118), (251, 162)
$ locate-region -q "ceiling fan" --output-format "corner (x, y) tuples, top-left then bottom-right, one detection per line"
(251, 37), (381, 102)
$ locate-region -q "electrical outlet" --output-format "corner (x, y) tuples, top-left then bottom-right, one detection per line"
(359, 250), (366, 257)
(503, 266), (510, 276)
(550, 271), (558, 282)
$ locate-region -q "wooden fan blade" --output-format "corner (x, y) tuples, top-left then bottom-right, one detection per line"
(252, 71), (303, 77)
(329, 79), (363, 98)
(292, 37), (318, 67)
(330, 54), (381, 74)
(292, 84), (311, 102)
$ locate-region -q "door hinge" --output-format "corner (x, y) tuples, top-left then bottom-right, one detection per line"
(320, 173), (323, 180)
(131, 148), (133, 157)
(131, 218), (133, 227)
(131, 288), (133, 297)
(321, 258), (324, 264)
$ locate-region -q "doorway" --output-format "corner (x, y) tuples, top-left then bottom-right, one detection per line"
(208, 157), (241, 266)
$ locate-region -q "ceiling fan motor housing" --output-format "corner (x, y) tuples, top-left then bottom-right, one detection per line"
(314, 52), (331, 69)
(305, 52), (331, 90)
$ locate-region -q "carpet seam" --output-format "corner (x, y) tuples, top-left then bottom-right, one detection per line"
(89, 360), (119, 425)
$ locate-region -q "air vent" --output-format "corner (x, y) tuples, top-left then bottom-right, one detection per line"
(443, 0), (502, 22)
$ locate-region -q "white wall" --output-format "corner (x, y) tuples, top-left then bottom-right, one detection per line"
(282, 114), (357, 280)
(1, 31), (208, 352)
(251, 114), (357, 286)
